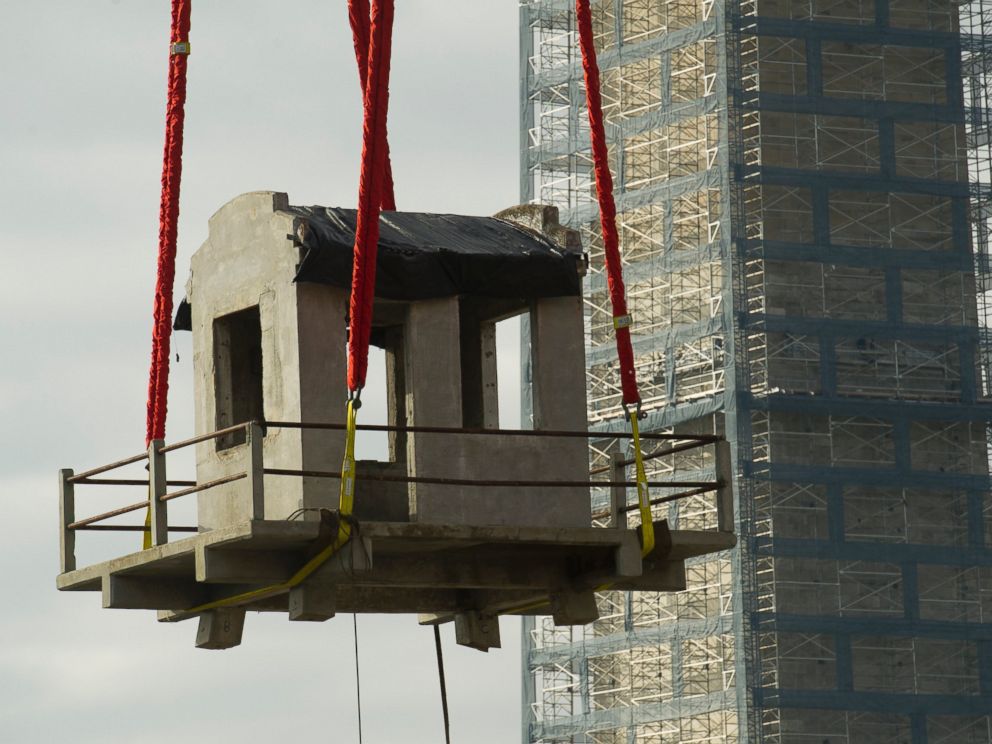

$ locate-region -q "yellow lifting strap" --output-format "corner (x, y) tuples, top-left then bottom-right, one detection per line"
(338, 397), (359, 518)
(180, 399), (360, 617)
(629, 411), (655, 558)
(504, 410), (656, 617)
(142, 498), (153, 550)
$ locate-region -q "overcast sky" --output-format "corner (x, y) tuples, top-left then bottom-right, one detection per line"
(0, 2), (528, 741)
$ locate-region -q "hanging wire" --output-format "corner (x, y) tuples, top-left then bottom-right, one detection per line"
(434, 626), (451, 744)
(354, 614), (364, 744)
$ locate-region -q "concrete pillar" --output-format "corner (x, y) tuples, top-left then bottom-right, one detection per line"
(404, 297), (462, 522)
(295, 283), (348, 516)
(530, 295), (588, 431)
(187, 193), (348, 529)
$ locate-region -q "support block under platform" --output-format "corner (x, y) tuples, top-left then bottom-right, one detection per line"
(196, 609), (246, 650)
(455, 611), (501, 652)
(550, 590), (599, 626)
(289, 584), (336, 622)
(57, 519), (735, 649)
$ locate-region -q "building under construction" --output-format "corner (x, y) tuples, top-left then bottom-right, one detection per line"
(520, 0), (992, 740)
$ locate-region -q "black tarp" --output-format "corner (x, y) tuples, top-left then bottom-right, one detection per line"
(175, 206), (582, 331)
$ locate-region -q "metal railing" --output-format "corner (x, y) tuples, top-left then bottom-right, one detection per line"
(59, 420), (731, 574)
(58, 422), (262, 573)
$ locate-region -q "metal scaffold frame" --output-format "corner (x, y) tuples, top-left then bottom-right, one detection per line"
(741, 0), (992, 738)
(521, 1), (742, 741)
(520, 0), (992, 741)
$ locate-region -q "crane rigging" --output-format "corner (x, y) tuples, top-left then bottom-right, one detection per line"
(57, 4), (735, 728)
(141, 0), (655, 563)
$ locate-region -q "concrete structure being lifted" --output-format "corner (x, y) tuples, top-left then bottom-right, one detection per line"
(185, 191), (592, 532)
(57, 192), (735, 652)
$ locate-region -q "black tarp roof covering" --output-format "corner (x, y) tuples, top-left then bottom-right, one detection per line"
(174, 206), (582, 331)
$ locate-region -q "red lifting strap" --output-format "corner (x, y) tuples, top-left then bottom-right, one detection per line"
(575, 0), (640, 407)
(348, 0), (396, 211)
(146, 0), (192, 446)
(347, 0), (395, 392)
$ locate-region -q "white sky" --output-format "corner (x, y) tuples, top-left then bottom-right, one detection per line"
(0, 2), (528, 741)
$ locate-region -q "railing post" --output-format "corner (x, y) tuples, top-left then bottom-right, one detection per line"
(715, 439), (735, 533)
(246, 422), (264, 520)
(609, 452), (626, 530)
(59, 468), (75, 573)
(149, 439), (168, 546)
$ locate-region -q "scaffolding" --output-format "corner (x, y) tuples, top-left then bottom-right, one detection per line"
(521, 0), (992, 741)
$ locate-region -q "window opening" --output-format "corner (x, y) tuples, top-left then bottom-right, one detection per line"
(459, 298), (528, 429)
(214, 306), (263, 450)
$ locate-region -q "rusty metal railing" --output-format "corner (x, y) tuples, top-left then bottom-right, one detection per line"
(59, 420), (731, 575)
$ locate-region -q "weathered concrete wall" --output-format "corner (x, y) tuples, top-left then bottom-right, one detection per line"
(406, 219), (591, 529)
(186, 192), (589, 532)
(187, 192), (346, 529)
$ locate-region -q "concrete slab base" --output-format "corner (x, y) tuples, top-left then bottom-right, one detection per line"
(57, 518), (735, 650)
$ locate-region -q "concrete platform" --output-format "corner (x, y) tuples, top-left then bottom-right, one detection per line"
(57, 517), (734, 648)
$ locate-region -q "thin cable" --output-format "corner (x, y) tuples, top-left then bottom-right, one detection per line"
(354, 614), (364, 744)
(434, 626), (451, 744)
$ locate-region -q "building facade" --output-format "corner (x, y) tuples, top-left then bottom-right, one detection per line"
(519, 0), (992, 741)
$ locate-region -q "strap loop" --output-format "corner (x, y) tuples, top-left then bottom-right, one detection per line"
(177, 404), (359, 617)
(623, 402), (654, 556)
(142, 484), (153, 550)
(627, 408), (655, 557)
(339, 399), (359, 517)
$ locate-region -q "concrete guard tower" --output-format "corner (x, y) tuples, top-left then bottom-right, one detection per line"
(57, 192), (735, 651)
(185, 191), (592, 533)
